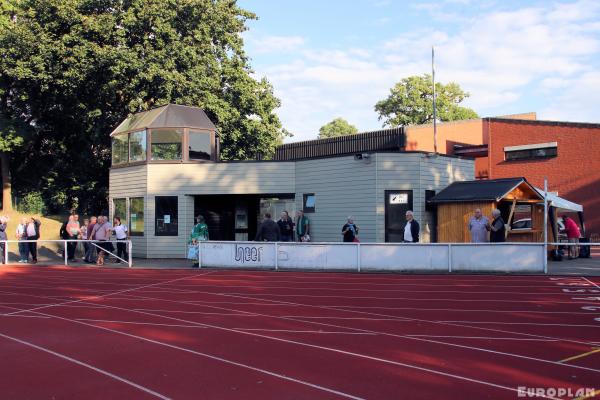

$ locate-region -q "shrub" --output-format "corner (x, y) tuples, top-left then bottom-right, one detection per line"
(18, 191), (46, 214)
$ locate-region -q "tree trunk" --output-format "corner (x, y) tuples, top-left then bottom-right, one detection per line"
(0, 152), (12, 211)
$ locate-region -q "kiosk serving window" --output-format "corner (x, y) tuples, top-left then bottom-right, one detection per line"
(155, 196), (178, 236)
(188, 130), (212, 160)
(151, 129), (183, 160)
(129, 197), (145, 236)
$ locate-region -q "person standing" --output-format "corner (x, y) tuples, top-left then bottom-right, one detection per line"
(66, 214), (80, 261)
(403, 211), (420, 243)
(277, 211), (294, 242)
(255, 213), (281, 242)
(112, 217), (129, 263)
(468, 208), (490, 243)
(85, 216), (97, 263)
(16, 217), (29, 263)
(0, 216), (7, 264)
(189, 215), (209, 268)
(80, 218), (89, 261)
(91, 216), (112, 266)
(489, 209), (506, 243)
(562, 215), (582, 259)
(26, 217), (40, 264)
(296, 210), (310, 242)
(342, 216), (359, 242)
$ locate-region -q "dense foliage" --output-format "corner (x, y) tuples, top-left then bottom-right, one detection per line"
(0, 0), (285, 213)
(375, 74), (479, 127)
(318, 118), (358, 139)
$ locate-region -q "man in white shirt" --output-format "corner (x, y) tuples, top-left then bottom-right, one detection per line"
(403, 211), (420, 243)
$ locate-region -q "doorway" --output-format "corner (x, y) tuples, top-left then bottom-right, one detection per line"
(385, 190), (413, 242)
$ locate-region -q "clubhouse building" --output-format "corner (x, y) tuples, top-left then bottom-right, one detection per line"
(109, 105), (473, 258)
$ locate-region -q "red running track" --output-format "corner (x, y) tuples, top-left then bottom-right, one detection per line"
(1, 266), (599, 400)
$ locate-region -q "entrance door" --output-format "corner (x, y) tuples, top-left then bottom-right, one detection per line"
(194, 196), (236, 241)
(385, 190), (413, 242)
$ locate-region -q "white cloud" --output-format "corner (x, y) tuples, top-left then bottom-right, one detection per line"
(250, 0), (600, 141)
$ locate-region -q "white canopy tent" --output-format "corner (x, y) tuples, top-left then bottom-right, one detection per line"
(535, 188), (583, 212)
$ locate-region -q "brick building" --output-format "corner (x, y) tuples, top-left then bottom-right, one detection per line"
(409, 115), (600, 238)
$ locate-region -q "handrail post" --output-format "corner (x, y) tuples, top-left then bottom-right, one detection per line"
(275, 242), (279, 271)
(3, 240), (7, 265)
(448, 243), (452, 272)
(357, 243), (361, 272)
(197, 241), (201, 268)
(64, 240), (68, 265)
(128, 240), (133, 268)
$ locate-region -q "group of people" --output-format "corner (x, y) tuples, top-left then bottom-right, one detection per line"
(255, 210), (311, 242)
(60, 214), (130, 265)
(1, 216), (41, 264)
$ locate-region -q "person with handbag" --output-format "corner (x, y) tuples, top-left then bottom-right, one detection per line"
(25, 217), (41, 264)
(189, 215), (209, 267)
(296, 210), (310, 242)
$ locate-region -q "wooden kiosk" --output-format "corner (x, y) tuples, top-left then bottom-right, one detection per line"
(429, 178), (545, 243)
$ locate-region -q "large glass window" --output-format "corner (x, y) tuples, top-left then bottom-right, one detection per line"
(129, 130), (147, 162)
(155, 196), (178, 236)
(188, 130), (212, 160)
(113, 198), (127, 221)
(129, 197), (145, 236)
(111, 134), (128, 165)
(151, 129), (182, 160)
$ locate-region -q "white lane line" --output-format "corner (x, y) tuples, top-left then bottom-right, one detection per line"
(329, 305), (593, 314)
(0, 332), (171, 400)
(582, 277), (600, 291)
(18, 306), (541, 400)
(0, 314), (51, 319)
(0, 306), (364, 400)
(231, 328), (376, 335)
(436, 321), (600, 328)
(217, 292), (596, 304)
(3, 272), (213, 316)
(75, 319), (209, 329)
(404, 335), (561, 342)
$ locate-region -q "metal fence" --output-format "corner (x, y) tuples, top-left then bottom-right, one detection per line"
(1, 239), (133, 268)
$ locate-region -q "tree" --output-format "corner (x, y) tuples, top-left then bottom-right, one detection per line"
(374, 74), (478, 127)
(318, 118), (358, 139)
(0, 0), (286, 213)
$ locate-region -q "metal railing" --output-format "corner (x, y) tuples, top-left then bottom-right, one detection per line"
(1, 239), (133, 268)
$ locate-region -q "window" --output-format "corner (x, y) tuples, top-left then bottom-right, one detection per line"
(303, 193), (316, 213)
(504, 142), (558, 161)
(151, 129), (182, 160)
(155, 196), (178, 236)
(188, 130), (212, 160)
(111, 134), (128, 165)
(129, 130), (147, 162)
(511, 204), (533, 230)
(113, 198), (127, 222)
(129, 197), (145, 236)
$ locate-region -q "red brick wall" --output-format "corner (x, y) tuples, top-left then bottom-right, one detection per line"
(487, 119), (600, 237)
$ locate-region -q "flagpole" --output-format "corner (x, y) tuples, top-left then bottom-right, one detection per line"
(432, 46), (438, 154)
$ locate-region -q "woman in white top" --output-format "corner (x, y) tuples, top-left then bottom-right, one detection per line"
(112, 217), (129, 263)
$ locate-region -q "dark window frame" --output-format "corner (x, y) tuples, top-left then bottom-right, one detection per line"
(155, 196), (179, 236)
(303, 193), (316, 213)
(505, 146), (557, 161)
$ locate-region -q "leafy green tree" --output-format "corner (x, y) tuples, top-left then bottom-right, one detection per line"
(0, 0), (286, 213)
(318, 118), (358, 139)
(375, 74), (478, 127)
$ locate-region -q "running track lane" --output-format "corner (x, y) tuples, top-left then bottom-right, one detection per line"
(1, 268), (600, 398)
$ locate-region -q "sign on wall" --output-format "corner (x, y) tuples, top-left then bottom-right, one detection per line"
(389, 193), (409, 204)
(200, 242), (276, 268)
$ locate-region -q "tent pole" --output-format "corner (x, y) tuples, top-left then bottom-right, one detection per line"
(543, 177), (548, 274)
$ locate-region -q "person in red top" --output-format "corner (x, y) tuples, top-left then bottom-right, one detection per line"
(562, 215), (582, 259)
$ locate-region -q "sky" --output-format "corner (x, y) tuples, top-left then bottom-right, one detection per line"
(238, 0), (600, 142)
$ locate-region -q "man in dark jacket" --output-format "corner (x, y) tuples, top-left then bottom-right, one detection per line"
(403, 211), (420, 243)
(255, 213), (281, 242)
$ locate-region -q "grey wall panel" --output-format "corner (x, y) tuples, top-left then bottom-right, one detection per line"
(295, 156), (377, 243)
